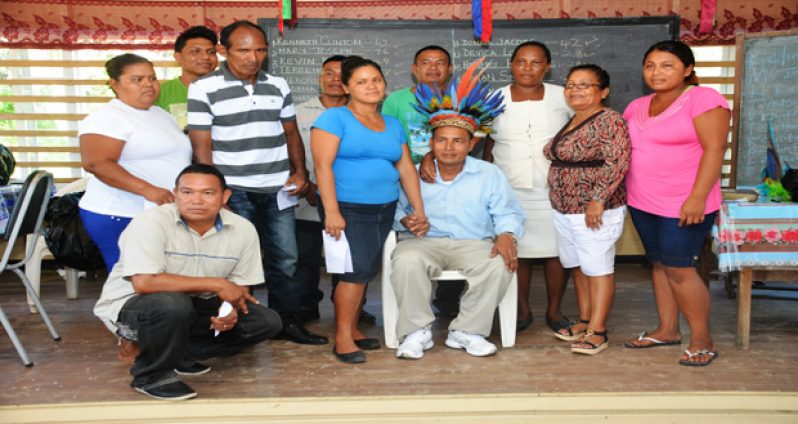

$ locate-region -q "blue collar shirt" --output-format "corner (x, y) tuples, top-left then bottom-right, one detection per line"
(394, 157), (525, 240)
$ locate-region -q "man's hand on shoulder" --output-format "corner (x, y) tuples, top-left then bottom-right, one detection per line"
(490, 233), (517, 272)
(419, 151), (437, 183)
(215, 279), (259, 315)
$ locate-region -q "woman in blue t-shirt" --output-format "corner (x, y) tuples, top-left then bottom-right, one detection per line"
(312, 56), (427, 364)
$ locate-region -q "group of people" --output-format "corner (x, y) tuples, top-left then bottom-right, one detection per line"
(77, 20), (730, 401)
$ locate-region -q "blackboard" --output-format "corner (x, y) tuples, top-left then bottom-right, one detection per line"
(731, 30), (798, 187)
(258, 17), (678, 112)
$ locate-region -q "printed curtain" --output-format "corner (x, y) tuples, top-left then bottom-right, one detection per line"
(1, 0), (796, 49)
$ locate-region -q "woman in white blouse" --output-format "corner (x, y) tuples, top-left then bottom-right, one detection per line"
(79, 53), (192, 271)
(482, 41), (574, 334)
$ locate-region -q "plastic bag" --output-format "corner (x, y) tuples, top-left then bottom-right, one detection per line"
(43, 192), (105, 271)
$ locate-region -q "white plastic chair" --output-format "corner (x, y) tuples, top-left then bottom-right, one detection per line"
(25, 178), (88, 313)
(381, 230), (517, 349)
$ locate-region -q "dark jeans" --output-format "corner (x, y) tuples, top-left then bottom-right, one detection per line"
(629, 206), (717, 267)
(227, 189), (300, 317)
(117, 292), (282, 389)
(296, 219), (324, 313)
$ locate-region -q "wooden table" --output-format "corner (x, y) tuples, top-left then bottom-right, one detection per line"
(715, 200), (798, 349)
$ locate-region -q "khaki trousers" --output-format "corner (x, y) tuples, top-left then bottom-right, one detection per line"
(390, 237), (512, 340)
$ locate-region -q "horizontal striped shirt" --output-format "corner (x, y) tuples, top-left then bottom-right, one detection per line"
(187, 62), (296, 192)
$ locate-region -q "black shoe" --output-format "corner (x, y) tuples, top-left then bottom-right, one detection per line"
(276, 321), (329, 345)
(332, 346), (366, 364)
(359, 310), (377, 324)
(175, 360), (211, 376)
(134, 381), (197, 401)
(354, 338), (381, 350)
(516, 314), (534, 332)
(296, 309), (321, 324)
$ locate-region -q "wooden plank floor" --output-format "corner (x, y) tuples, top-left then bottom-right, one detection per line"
(1, 262), (797, 406)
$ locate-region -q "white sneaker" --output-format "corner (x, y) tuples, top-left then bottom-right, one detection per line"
(445, 330), (497, 357)
(396, 328), (433, 359)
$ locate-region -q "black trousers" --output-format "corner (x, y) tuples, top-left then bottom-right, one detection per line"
(295, 219), (324, 312)
(117, 292), (282, 388)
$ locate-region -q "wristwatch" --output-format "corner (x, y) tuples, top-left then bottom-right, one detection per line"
(591, 195), (604, 203)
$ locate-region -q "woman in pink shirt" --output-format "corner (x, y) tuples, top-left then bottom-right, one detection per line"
(622, 41), (730, 367)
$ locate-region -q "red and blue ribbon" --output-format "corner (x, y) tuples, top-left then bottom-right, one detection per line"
(472, 0), (493, 43)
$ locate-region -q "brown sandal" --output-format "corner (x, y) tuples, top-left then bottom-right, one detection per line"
(571, 330), (609, 355)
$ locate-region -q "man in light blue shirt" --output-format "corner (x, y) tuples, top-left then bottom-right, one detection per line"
(390, 124), (524, 359)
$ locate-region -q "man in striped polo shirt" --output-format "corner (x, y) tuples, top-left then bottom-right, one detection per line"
(187, 20), (327, 345)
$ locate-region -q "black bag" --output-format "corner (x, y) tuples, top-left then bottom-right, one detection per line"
(782, 168), (798, 202)
(0, 144), (16, 186)
(43, 192), (105, 271)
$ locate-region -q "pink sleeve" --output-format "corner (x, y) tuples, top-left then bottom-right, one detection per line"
(622, 100), (636, 121)
(688, 87), (729, 119)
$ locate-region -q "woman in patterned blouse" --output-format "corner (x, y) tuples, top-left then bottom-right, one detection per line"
(543, 64), (631, 355)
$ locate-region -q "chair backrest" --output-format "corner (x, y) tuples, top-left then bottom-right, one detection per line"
(4, 171), (53, 241)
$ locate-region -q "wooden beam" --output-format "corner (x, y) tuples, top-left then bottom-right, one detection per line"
(17, 161), (82, 167)
(0, 95), (109, 103)
(698, 76), (735, 85)
(9, 146), (80, 153)
(0, 113), (87, 121)
(1, 79), (107, 86)
(55, 177), (81, 183)
(0, 130), (77, 137)
(2, 60), (178, 67)
(695, 60), (736, 67)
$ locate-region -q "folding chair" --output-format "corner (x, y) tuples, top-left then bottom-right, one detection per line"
(25, 177), (89, 312)
(381, 231), (517, 349)
(0, 171), (61, 366)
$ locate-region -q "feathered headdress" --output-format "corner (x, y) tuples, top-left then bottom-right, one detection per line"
(414, 57), (505, 135)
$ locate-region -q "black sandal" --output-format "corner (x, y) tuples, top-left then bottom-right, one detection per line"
(553, 319), (589, 341)
(546, 315), (573, 333)
(571, 329), (609, 355)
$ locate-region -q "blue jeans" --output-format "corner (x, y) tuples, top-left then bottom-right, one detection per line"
(227, 189), (300, 317)
(117, 292), (281, 388)
(629, 206), (717, 267)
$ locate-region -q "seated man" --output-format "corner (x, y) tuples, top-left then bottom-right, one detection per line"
(391, 61), (523, 359)
(93, 164), (282, 400)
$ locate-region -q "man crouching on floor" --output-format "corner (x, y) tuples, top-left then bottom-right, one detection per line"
(391, 59), (523, 359)
(93, 164), (282, 400)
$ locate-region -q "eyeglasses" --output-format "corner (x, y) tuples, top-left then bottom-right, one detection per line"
(564, 82), (601, 90)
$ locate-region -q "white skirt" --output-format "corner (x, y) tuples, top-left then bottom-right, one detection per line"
(515, 186), (559, 258)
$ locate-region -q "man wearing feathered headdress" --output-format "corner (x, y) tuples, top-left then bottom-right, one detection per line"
(390, 59), (524, 359)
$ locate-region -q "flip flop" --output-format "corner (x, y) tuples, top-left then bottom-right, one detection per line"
(679, 349), (719, 367)
(624, 331), (682, 348)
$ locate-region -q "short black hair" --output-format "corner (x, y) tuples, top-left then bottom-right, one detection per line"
(323, 55), (348, 66)
(644, 40), (698, 85)
(414, 45), (451, 65)
(341, 56), (384, 85)
(511, 41), (552, 63)
(175, 164), (228, 190)
(219, 20), (267, 50)
(105, 53), (151, 81)
(567, 64), (610, 89)
(174, 26), (218, 52)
